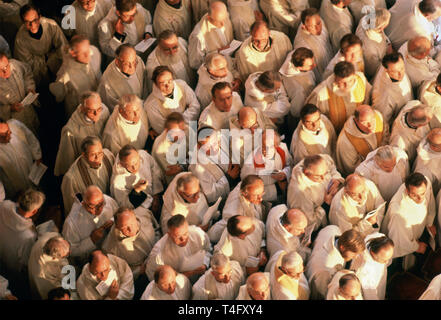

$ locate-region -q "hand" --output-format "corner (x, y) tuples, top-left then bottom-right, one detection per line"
(34, 159), (42, 166)
(227, 163), (240, 180)
(4, 294), (18, 300)
(328, 179), (341, 196)
(149, 129), (159, 140)
(367, 212), (377, 225)
(133, 179), (148, 193)
(416, 241), (427, 254)
(258, 249), (268, 267)
(114, 18), (125, 35)
(217, 44), (230, 53)
(231, 79), (241, 92)
(428, 225), (437, 237)
(271, 171), (286, 181)
(107, 279), (119, 300)
(254, 10), (264, 21)
(90, 221), (113, 244)
(28, 89), (37, 95)
(165, 164), (183, 176)
(198, 222), (210, 232)
(246, 266), (259, 276)
(10, 102), (23, 112)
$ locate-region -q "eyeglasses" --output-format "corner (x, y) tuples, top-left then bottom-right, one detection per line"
(24, 17), (40, 26)
(84, 199), (105, 211)
(117, 58), (138, 69)
(87, 151), (104, 158)
(181, 190), (200, 199)
(84, 106), (103, 115)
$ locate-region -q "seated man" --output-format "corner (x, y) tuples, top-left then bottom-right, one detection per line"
(49, 35), (102, 117)
(287, 154), (343, 232)
(0, 51), (39, 134)
(244, 70), (291, 125)
(227, 0), (262, 41)
(102, 94), (149, 155)
(268, 250), (310, 300)
(389, 101), (432, 162)
(236, 271), (271, 300)
(355, 146), (409, 202)
(62, 186), (118, 266)
(54, 92), (110, 177)
(97, 0), (152, 59)
(97, 44), (146, 111)
(195, 54), (240, 109)
(306, 226), (365, 300)
(306, 61), (371, 133)
(153, 0), (192, 40)
(420, 72), (441, 128)
(372, 52), (414, 125)
(27, 233), (70, 299)
(102, 207), (159, 278)
(146, 30), (195, 93)
(290, 104), (337, 165)
(214, 215), (267, 275)
(61, 136), (114, 216)
(329, 174), (385, 237)
(192, 253), (245, 300)
(279, 48), (317, 119)
(145, 214), (212, 282)
(144, 65), (200, 136)
(236, 20), (292, 82)
(110, 145), (163, 212)
(0, 118), (42, 200)
(198, 82), (243, 130)
(326, 271), (364, 300)
(77, 250), (134, 300)
(381, 173), (436, 271)
(336, 104), (388, 176)
(188, 1), (234, 70)
(141, 265), (191, 300)
(266, 205), (310, 259)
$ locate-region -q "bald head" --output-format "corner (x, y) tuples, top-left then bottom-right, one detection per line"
(407, 104), (432, 127)
(339, 274), (362, 300)
(154, 265), (177, 295)
(84, 185), (103, 202)
(428, 128), (441, 152)
(208, 1), (228, 24)
(247, 272), (270, 300)
(345, 174), (366, 204)
(281, 251), (303, 270)
(354, 105), (376, 134)
(281, 209), (308, 236)
(408, 36), (431, 59)
(89, 250), (111, 282)
(238, 107), (258, 129)
(115, 208), (139, 237)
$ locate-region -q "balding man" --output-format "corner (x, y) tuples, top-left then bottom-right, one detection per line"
(54, 92), (110, 177)
(306, 61), (372, 133)
(97, 0), (153, 59)
(236, 271), (271, 300)
(141, 265), (191, 300)
(420, 72), (441, 128)
(49, 35), (102, 117)
(77, 250), (134, 300)
(236, 20), (292, 82)
(145, 30), (195, 93)
(61, 136), (114, 216)
(372, 52), (414, 125)
(399, 37), (440, 91)
(336, 105), (388, 175)
(97, 44), (146, 111)
(62, 186), (118, 265)
(227, 0), (262, 41)
(192, 253), (245, 300)
(266, 205), (310, 259)
(195, 53), (240, 109)
(355, 146), (409, 202)
(326, 271), (363, 300)
(102, 94), (149, 155)
(329, 174), (385, 237)
(28, 232), (70, 299)
(287, 154), (343, 232)
(390, 101), (432, 162)
(268, 250), (310, 300)
(153, 0), (192, 40)
(188, 1), (234, 70)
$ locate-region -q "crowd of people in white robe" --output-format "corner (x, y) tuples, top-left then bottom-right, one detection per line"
(2, 0), (441, 301)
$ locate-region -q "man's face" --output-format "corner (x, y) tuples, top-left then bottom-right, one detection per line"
(116, 50), (138, 75)
(334, 74), (357, 93)
(247, 280), (270, 300)
(120, 151), (140, 174)
(84, 143), (104, 169)
(213, 86), (233, 112)
(289, 219), (308, 237)
(239, 111), (258, 131)
(156, 71), (174, 96)
(208, 59), (228, 79)
(212, 263), (232, 283)
(168, 222), (189, 247)
(375, 156), (396, 173)
(345, 181), (366, 205)
(81, 96), (103, 123)
(355, 110), (376, 134)
(117, 212), (139, 238)
(281, 264), (304, 280)
(0, 123), (12, 144)
(159, 36), (179, 57)
(302, 111), (321, 132)
(0, 56), (11, 79)
(23, 9), (41, 34)
(304, 160), (328, 183)
(116, 5), (137, 24)
(304, 15), (322, 35)
(79, 0), (96, 11)
(90, 256), (111, 282)
(71, 40), (91, 64)
(339, 280), (361, 300)
(242, 181), (265, 205)
(340, 248), (359, 262)
(178, 180), (200, 204)
(252, 27), (270, 51)
(83, 192), (105, 216)
(371, 245), (394, 264)
(343, 44), (363, 64)
(298, 57), (316, 72)
(386, 58), (405, 81)
(120, 103), (141, 123)
(157, 271), (177, 294)
(406, 183), (427, 204)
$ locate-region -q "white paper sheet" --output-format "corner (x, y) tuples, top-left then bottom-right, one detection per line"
(300, 222), (316, 247)
(135, 37), (156, 52)
(95, 269), (117, 296)
(201, 197), (222, 226)
(220, 40), (243, 56)
(28, 162), (47, 185)
(363, 202), (386, 221)
(20, 92), (39, 106)
(180, 251), (206, 272)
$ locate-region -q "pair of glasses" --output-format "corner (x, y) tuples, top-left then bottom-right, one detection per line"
(85, 200), (105, 211)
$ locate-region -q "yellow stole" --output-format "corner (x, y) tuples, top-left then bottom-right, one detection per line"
(274, 252), (309, 300)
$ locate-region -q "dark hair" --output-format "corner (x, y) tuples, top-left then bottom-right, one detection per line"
(291, 47), (314, 68)
(250, 20), (268, 34)
(116, 0), (137, 13)
(0, 117), (6, 124)
(47, 287), (71, 300)
(334, 61), (355, 78)
(436, 72), (441, 86)
(367, 236), (394, 253)
(330, 0), (343, 5)
(154, 265), (176, 283)
(419, 0), (440, 15)
(167, 214), (186, 230)
(339, 273), (360, 288)
(165, 112), (185, 127)
(405, 172), (427, 189)
(340, 34), (362, 54)
(381, 52), (403, 69)
(300, 103), (320, 120)
(69, 34), (89, 49)
(240, 175), (262, 192)
(118, 144), (137, 160)
(88, 250), (107, 265)
(257, 71), (281, 90)
(152, 65), (173, 83)
(301, 8), (319, 24)
(338, 229), (366, 253)
(80, 136), (101, 154)
(158, 29), (177, 41)
(115, 43), (135, 57)
(20, 4), (40, 21)
(211, 81), (232, 99)
(227, 215), (243, 237)
(280, 211), (291, 226)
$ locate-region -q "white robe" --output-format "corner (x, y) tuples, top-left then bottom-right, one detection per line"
(141, 273), (191, 300)
(419, 79), (441, 128)
(102, 106), (149, 155)
(227, 0), (258, 41)
(198, 92), (243, 130)
(325, 270), (364, 300)
(414, 137), (441, 196)
(153, 0), (192, 39)
(355, 147), (409, 202)
(419, 274), (441, 300)
(192, 260), (245, 300)
(235, 272), (271, 299)
(77, 254), (134, 300)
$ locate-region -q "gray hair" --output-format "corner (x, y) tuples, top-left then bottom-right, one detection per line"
(118, 94), (141, 112)
(18, 189), (45, 212)
(43, 236), (70, 259)
(407, 104), (432, 126)
(365, 8), (391, 30)
(374, 146), (395, 162)
(80, 91), (101, 106)
(205, 53), (227, 71)
(176, 173), (199, 192)
(281, 251), (303, 269)
(211, 253), (230, 270)
(80, 136), (102, 154)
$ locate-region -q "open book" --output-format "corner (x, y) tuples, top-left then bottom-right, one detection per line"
(201, 197), (222, 226)
(28, 162), (47, 185)
(220, 40), (242, 56)
(135, 37), (156, 52)
(363, 202), (386, 221)
(21, 92), (39, 106)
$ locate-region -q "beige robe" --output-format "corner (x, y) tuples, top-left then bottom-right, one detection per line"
(322, 51), (365, 83)
(287, 155), (343, 230)
(54, 104), (110, 176)
(414, 137), (441, 196)
(290, 114), (337, 165)
(236, 30), (292, 82)
(153, 0), (192, 39)
(97, 56), (146, 111)
(141, 273), (191, 300)
(102, 107), (149, 155)
(144, 79), (200, 134)
(192, 260), (245, 300)
(0, 59), (39, 134)
(49, 45), (102, 117)
(188, 13), (234, 70)
(198, 92), (243, 130)
(419, 79), (441, 128)
(61, 149), (114, 216)
(325, 270), (364, 300)
(236, 272), (271, 299)
(145, 225), (212, 281)
(191, 0), (211, 24)
(355, 147), (409, 202)
(419, 274), (441, 300)
(14, 17), (67, 84)
(77, 254), (134, 300)
(227, 0), (258, 41)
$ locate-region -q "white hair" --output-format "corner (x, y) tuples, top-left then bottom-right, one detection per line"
(211, 253), (230, 270)
(374, 146), (395, 162)
(118, 94), (141, 111)
(281, 251), (303, 269)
